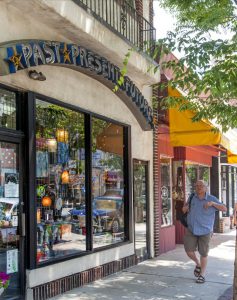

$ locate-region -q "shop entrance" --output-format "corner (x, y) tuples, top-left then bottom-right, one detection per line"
(0, 140), (24, 299)
(133, 160), (149, 260)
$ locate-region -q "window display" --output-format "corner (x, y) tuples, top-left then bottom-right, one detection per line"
(35, 100), (86, 263)
(92, 118), (125, 247)
(160, 158), (172, 226)
(35, 99), (128, 262)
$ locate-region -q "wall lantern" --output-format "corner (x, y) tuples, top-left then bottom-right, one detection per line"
(28, 70), (46, 81)
(61, 170), (69, 184)
(56, 129), (69, 143)
(42, 195), (52, 207)
(46, 138), (57, 152)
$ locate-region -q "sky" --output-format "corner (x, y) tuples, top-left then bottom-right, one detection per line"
(153, 2), (175, 39)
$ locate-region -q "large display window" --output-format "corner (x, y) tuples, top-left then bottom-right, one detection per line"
(35, 99), (86, 263)
(92, 118), (125, 247)
(35, 98), (128, 264)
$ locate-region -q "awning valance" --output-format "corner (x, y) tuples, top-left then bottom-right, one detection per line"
(227, 151), (237, 164)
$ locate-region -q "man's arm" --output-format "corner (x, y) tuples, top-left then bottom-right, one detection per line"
(182, 203), (189, 213)
(204, 201), (227, 212)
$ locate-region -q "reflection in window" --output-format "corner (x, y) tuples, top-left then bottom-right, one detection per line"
(160, 158), (172, 226)
(186, 165), (198, 197)
(92, 118), (124, 248)
(35, 99), (86, 263)
(199, 166), (209, 184)
(186, 164), (210, 199)
(0, 89), (16, 129)
(134, 161), (147, 252)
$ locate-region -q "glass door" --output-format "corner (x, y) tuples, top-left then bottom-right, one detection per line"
(0, 141), (23, 299)
(133, 160), (149, 259)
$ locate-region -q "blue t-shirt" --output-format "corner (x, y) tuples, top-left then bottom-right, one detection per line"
(187, 193), (221, 236)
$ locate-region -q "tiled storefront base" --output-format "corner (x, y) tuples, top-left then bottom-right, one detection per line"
(32, 255), (137, 300)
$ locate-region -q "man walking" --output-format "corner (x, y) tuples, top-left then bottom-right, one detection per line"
(182, 180), (227, 283)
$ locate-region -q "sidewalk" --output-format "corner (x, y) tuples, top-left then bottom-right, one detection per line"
(50, 230), (236, 300)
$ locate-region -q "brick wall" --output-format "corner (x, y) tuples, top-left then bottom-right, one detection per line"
(153, 84), (161, 257)
(33, 255), (137, 300)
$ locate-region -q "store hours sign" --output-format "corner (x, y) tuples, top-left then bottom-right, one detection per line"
(0, 40), (153, 130)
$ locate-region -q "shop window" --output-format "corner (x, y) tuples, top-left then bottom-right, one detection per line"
(186, 165), (198, 197)
(160, 158), (172, 226)
(186, 164), (210, 199)
(35, 99), (86, 263)
(0, 88), (16, 130)
(92, 118), (125, 247)
(199, 166), (210, 185)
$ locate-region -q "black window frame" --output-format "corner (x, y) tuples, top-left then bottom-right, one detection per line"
(0, 83), (26, 297)
(27, 92), (131, 269)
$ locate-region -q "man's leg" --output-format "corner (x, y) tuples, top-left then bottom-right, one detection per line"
(200, 255), (208, 276)
(186, 251), (200, 267)
(196, 233), (212, 282)
(184, 230), (200, 266)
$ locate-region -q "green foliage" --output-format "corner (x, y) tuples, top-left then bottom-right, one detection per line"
(113, 48), (133, 92)
(154, 0), (237, 131)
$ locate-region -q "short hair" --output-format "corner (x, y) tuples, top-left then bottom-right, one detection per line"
(196, 180), (208, 188)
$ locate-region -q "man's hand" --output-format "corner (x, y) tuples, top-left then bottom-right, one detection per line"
(182, 204), (189, 213)
(203, 201), (213, 209)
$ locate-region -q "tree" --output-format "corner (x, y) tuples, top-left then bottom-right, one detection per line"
(154, 0), (237, 131)
(155, 2), (237, 299)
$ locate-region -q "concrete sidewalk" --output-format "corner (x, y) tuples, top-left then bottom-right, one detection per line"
(50, 230), (236, 300)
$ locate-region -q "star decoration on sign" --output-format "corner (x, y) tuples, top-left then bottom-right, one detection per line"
(7, 48), (24, 71)
(61, 43), (71, 63)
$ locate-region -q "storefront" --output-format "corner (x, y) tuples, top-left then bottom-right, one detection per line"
(173, 146), (217, 243)
(0, 38), (155, 299)
(219, 164), (237, 231)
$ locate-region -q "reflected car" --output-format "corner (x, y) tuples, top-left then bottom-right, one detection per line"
(70, 195), (124, 233)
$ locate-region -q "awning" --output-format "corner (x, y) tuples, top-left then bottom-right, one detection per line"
(168, 87), (229, 148)
(227, 151), (237, 164)
(168, 87), (237, 163)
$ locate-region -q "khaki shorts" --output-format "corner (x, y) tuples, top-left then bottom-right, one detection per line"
(184, 230), (212, 257)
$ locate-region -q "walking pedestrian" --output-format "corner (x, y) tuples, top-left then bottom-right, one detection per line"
(182, 180), (227, 284)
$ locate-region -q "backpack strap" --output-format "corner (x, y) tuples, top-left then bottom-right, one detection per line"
(188, 192), (195, 208)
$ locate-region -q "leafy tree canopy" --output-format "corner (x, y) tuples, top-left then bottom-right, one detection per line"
(155, 0), (237, 131)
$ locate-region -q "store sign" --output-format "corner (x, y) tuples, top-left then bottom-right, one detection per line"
(0, 40), (153, 130)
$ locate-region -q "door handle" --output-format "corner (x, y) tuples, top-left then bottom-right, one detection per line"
(21, 213), (26, 237)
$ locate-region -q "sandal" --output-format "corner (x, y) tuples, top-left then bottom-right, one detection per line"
(196, 275), (205, 284)
(194, 266), (201, 277)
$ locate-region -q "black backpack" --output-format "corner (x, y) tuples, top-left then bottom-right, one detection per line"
(180, 193), (195, 227)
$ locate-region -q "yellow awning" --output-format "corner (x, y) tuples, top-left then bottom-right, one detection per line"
(227, 150), (237, 164)
(168, 87), (230, 148)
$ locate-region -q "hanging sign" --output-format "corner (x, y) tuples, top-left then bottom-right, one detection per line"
(0, 40), (153, 130)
